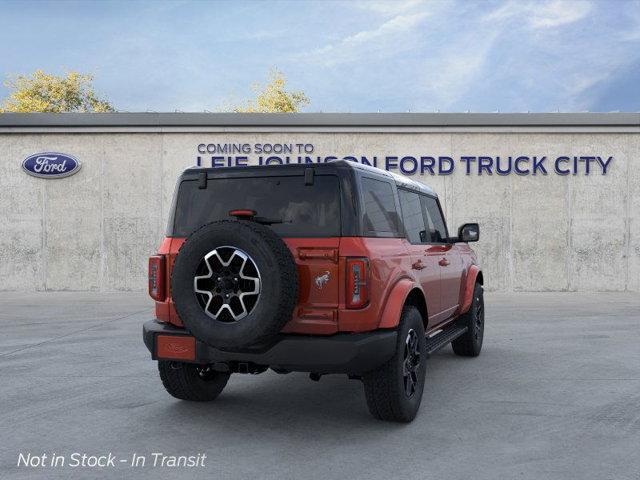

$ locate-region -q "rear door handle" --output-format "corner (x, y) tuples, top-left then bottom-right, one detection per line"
(412, 260), (425, 270)
(438, 258), (450, 267)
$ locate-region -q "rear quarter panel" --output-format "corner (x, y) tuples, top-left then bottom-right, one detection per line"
(336, 237), (416, 332)
(282, 237), (419, 334)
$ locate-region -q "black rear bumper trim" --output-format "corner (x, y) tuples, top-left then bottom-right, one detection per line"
(143, 319), (397, 374)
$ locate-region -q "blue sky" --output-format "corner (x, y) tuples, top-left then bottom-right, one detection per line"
(0, 0), (638, 112)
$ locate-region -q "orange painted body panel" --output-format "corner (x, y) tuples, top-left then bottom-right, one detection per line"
(280, 238), (341, 334)
(336, 237), (415, 332)
(406, 243), (443, 324)
(439, 244), (465, 322)
(378, 278), (419, 329)
(459, 263), (481, 314)
(152, 234), (480, 334)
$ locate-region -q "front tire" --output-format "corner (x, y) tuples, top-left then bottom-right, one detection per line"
(362, 306), (427, 422)
(158, 361), (230, 401)
(452, 283), (484, 357)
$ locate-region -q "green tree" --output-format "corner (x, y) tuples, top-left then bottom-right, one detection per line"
(234, 70), (309, 113)
(0, 70), (114, 113)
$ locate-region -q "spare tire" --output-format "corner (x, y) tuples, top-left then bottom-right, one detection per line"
(171, 220), (298, 349)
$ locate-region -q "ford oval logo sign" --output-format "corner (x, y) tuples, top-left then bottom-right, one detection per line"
(22, 152), (81, 179)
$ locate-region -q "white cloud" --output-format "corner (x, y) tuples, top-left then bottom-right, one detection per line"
(619, 0), (640, 41)
(292, 0), (634, 112)
(483, 0), (591, 29)
(419, 29), (500, 109)
(336, 12), (427, 45)
(300, 11), (430, 66)
(566, 71), (611, 98)
(482, 1), (523, 22)
(477, 0), (637, 111)
(352, 0), (430, 16)
(530, 0), (592, 28)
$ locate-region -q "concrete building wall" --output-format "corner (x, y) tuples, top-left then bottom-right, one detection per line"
(0, 114), (638, 292)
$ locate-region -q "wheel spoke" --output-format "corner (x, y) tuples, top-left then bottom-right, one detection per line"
(402, 328), (421, 398)
(193, 246), (261, 322)
(471, 293), (484, 343)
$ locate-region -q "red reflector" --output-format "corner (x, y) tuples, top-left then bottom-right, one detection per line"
(148, 255), (166, 301)
(229, 209), (256, 218)
(346, 257), (369, 309)
(156, 335), (196, 361)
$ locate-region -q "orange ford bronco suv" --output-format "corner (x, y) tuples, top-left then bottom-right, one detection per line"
(143, 160), (483, 422)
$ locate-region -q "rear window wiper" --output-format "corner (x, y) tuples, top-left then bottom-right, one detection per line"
(253, 216), (287, 225)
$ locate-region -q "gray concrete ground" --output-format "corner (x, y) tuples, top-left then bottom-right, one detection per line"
(0, 292), (639, 480)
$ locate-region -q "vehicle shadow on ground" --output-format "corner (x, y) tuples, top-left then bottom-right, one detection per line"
(152, 351), (465, 437)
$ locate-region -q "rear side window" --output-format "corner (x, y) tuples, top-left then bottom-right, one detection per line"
(398, 190), (427, 243)
(361, 177), (401, 236)
(172, 175), (340, 237)
(422, 196), (448, 243)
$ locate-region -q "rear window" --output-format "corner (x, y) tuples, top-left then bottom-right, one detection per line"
(171, 175), (341, 237)
(361, 177), (401, 236)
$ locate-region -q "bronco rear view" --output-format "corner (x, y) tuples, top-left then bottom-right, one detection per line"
(143, 160), (484, 422)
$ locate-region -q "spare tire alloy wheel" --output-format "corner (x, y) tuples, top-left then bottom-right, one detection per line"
(194, 246), (261, 322)
(171, 220), (298, 349)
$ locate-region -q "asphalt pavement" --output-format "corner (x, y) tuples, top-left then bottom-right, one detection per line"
(1, 291), (639, 480)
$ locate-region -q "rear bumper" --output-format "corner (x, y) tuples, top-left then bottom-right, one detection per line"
(143, 319), (397, 374)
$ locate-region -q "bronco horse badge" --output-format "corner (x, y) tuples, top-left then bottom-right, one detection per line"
(315, 271), (331, 289)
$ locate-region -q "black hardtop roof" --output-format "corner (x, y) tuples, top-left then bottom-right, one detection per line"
(182, 160), (436, 196)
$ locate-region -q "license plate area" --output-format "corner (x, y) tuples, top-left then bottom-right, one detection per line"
(156, 334), (196, 361)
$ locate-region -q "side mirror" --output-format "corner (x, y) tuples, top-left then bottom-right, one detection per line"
(458, 223), (479, 242)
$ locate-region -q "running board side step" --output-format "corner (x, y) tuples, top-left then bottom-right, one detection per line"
(425, 324), (468, 355)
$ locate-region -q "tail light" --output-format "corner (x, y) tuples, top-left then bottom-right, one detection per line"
(346, 257), (369, 309)
(148, 255), (166, 301)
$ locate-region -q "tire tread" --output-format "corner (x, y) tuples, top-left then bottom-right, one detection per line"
(362, 305), (425, 422)
(158, 361), (229, 402)
(452, 283), (483, 357)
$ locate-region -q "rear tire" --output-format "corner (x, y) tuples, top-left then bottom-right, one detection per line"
(452, 283), (484, 357)
(158, 361), (230, 401)
(362, 306), (426, 422)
